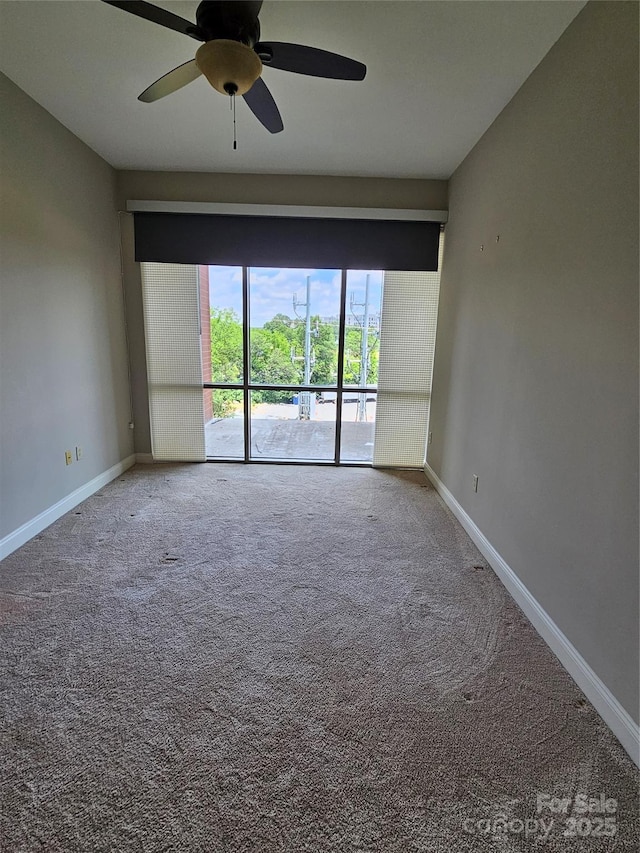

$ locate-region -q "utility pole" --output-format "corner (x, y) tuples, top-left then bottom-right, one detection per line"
(292, 276), (313, 420)
(350, 274), (371, 422)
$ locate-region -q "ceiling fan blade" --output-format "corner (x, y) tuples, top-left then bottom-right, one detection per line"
(138, 59), (203, 103)
(102, 1), (203, 41)
(243, 77), (283, 133)
(255, 42), (366, 80)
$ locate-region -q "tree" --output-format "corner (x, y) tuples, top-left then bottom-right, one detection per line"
(309, 318), (338, 385)
(263, 313), (296, 341)
(210, 308), (243, 383)
(210, 308), (243, 417)
(250, 327), (300, 402)
(343, 326), (379, 386)
(209, 307), (377, 413)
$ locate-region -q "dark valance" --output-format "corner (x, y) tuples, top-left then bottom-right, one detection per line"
(133, 212), (440, 271)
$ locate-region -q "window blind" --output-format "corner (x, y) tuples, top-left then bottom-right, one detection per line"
(141, 263), (206, 462)
(373, 235), (444, 468)
(134, 212), (440, 271)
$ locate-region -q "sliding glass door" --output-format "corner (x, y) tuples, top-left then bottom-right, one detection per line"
(248, 267), (340, 462)
(205, 265), (382, 463)
(340, 271), (382, 462)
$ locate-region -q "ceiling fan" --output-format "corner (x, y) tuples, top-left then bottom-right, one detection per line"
(103, 0), (367, 134)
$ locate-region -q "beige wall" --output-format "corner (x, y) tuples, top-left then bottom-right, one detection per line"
(428, 2), (639, 721)
(116, 171), (447, 212)
(0, 73), (133, 539)
(117, 170), (447, 453)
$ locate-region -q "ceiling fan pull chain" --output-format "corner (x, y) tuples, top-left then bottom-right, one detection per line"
(232, 92), (238, 150)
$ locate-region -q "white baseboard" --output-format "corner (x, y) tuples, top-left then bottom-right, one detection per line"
(0, 454), (137, 561)
(424, 462), (640, 769)
(135, 454), (201, 464)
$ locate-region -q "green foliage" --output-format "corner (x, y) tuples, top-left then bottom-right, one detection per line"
(210, 389), (243, 419)
(263, 313), (296, 340)
(250, 327), (300, 402)
(210, 308), (243, 384)
(309, 319), (338, 385)
(343, 327), (379, 386)
(209, 308), (379, 415)
(209, 309), (243, 417)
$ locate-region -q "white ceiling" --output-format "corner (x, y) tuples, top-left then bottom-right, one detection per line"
(0, 0), (585, 179)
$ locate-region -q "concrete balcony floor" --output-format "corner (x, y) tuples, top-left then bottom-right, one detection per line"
(205, 401), (376, 462)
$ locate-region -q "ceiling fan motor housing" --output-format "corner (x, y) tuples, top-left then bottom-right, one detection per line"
(195, 1), (261, 46)
(196, 39), (262, 96)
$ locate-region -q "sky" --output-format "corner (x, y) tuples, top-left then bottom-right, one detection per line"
(209, 266), (384, 328)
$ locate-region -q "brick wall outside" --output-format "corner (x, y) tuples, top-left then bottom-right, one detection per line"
(199, 266), (213, 422)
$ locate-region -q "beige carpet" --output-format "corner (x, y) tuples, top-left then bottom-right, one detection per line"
(0, 463), (638, 851)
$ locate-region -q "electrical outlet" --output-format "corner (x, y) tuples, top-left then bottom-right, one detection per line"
(65, 450), (73, 466)
(472, 474), (479, 492)
(428, 431), (433, 445)
(75, 446), (83, 461)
